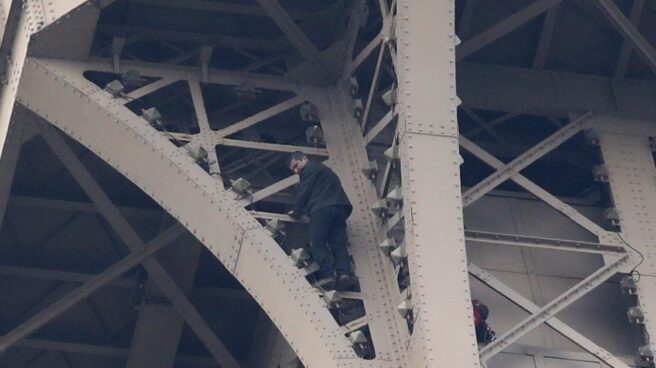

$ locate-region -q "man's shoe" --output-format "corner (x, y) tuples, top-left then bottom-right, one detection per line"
(336, 273), (352, 291)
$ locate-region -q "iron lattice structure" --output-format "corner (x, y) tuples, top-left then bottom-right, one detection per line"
(0, 0), (655, 367)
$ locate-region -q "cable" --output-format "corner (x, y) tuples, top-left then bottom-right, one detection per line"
(617, 232), (645, 278)
(616, 233), (653, 346)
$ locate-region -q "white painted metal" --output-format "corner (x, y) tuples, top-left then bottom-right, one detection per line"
(395, 2), (480, 366)
(318, 86), (409, 364)
(18, 57), (370, 368)
(465, 230), (625, 255)
(598, 121), (656, 353)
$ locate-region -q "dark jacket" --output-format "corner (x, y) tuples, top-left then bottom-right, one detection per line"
(293, 161), (352, 217)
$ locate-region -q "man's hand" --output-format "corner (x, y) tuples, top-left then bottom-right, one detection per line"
(288, 209), (299, 218)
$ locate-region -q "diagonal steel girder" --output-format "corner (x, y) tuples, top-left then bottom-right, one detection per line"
(0, 0), (112, 161)
(17, 57), (369, 368)
(463, 112), (592, 207)
(476, 254), (628, 362)
(456, 0), (562, 61)
(36, 122), (241, 368)
(255, 0), (332, 78)
(0, 223), (186, 353)
(596, 0), (656, 77)
(469, 263), (631, 368)
(459, 136), (620, 246)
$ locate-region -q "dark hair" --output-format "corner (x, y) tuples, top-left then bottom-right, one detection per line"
(289, 151), (306, 166)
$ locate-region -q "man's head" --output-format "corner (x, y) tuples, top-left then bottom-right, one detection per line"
(289, 151), (309, 174)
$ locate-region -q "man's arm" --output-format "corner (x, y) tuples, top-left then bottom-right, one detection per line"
(291, 162), (321, 217)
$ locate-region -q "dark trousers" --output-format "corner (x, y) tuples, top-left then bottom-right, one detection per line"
(309, 205), (351, 276)
(475, 322), (489, 343)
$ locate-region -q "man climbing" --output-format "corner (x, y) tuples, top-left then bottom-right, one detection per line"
(473, 299), (496, 344)
(288, 151), (354, 290)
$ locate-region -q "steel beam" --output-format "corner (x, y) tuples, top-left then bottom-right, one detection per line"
(395, 2), (480, 366)
(598, 122), (656, 352)
(318, 86), (409, 364)
(463, 112), (592, 207)
(84, 58), (303, 92)
(0, 223), (186, 353)
(214, 95), (306, 138)
(97, 25), (289, 53)
(350, 34), (383, 73)
(18, 57), (362, 368)
(255, 0), (331, 78)
(614, 0), (645, 78)
(596, 0), (656, 76)
(0, 0), (39, 162)
(127, 78), (178, 101)
(456, 62), (656, 120)
(478, 254), (628, 362)
(459, 137), (617, 243)
(37, 121), (241, 368)
(364, 109), (395, 144)
(533, 5), (559, 69)
(244, 175), (298, 206)
(469, 263), (631, 368)
(126, 229), (203, 368)
(462, 108), (510, 146)
(82, 59), (656, 121)
(465, 230), (626, 255)
(456, 0), (562, 61)
(216, 138), (329, 156)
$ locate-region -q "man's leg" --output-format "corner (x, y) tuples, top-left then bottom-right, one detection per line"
(328, 207), (352, 277)
(309, 208), (335, 278)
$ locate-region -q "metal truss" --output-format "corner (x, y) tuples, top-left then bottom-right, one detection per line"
(597, 120), (656, 355)
(464, 230), (626, 255)
(37, 121), (240, 367)
(393, 2), (480, 367)
(0, 223), (185, 353)
(459, 136), (621, 245)
(317, 86), (409, 364)
(16, 56), (387, 367)
(469, 263), (631, 368)
(463, 112), (593, 207)
(3, 1), (654, 366)
(595, 0), (656, 76)
(478, 254), (628, 362)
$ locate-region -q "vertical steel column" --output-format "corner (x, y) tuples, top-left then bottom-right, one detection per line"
(318, 86), (409, 364)
(396, 2), (479, 366)
(598, 117), (656, 353)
